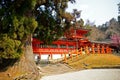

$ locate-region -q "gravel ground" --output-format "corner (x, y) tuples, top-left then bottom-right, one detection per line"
(40, 69), (120, 80)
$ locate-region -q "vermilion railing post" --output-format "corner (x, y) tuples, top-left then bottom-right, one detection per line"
(39, 53), (41, 60)
(97, 44), (100, 54)
(61, 53), (63, 57)
(108, 48), (112, 54)
(106, 45), (109, 54)
(70, 51), (73, 60)
(76, 50), (78, 59)
(50, 52), (53, 60)
(80, 47), (82, 54)
(85, 46), (89, 54)
(64, 53), (67, 62)
(101, 45), (105, 54)
(88, 46), (90, 54)
(92, 43), (95, 54)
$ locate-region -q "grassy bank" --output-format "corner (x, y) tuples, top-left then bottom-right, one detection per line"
(66, 54), (120, 70)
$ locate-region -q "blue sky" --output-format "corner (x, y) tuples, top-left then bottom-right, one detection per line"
(66, 0), (120, 26)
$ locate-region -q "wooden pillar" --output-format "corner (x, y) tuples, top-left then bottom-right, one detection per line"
(85, 46), (89, 54)
(61, 53), (63, 57)
(64, 53), (67, 62)
(84, 47), (86, 54)
(39, 53), (41, 60)
(70, 51), (73, 60)
(78, 49), (80, 55)
(80, 47), (83, 54)
(78, 48), (81, 55)
(108, 47), (112, 53)
(50, 52), (53, 60)
(101, 45), (105, 54)
(58, 44), (63, 57)
(106, 45), (109, 53)
(92, 43), (95, 54)
(97, 44), (100, 54)
(38, 53), (41, 60)
(76, 50), (78, 59)
(88, 46), (90, 54)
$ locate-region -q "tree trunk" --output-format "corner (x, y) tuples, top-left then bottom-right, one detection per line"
(0, 36), (40, 80)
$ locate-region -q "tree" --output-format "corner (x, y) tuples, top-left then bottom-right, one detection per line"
(34, 0), (74, 44)
(64, 9), (83, 39)
(105, 18), (120, 39)
(111, 34), (120, 53)
(0, 0), (75, 79)
(84, 20), (95, 37)
(71, 9), (82, 27)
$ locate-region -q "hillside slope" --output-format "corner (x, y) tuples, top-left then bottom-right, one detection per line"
(87, 18), (120, 41)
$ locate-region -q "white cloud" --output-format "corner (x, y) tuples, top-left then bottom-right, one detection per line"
(79, 4), (89, 10)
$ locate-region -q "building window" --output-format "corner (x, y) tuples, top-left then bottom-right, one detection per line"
(40, 44), (48, 48)
(50, 44), (58, 48)
(68, 45), (74, 49)
(60, 44), (66, 48)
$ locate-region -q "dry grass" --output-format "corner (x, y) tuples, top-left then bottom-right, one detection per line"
(66, 54), (120, 70)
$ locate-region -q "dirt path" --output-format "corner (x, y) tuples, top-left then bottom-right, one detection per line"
(37, 62), (77, 76)
(41, 69), (120, 80)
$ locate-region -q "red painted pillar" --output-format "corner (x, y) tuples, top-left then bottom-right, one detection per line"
(92, 44), (95, 54)
(82, 47), (85, 54)
(88, 46), (90, 54)
(101, 45), (105, 54)
(106, 45), (109, 53)
(76, 50), (78, 59)
(39, 53), (41, 60)
(64, 53), (67, 62)
(58, 44), (63, 57)
(97, 44), (100, 54)
(78, 49), (80, 55)
(61, 53), (63, 57)
(50, 52), (53, 60)
(70, 51), (73, 60)
(80, 47), (83, 54)
(108, 47), (112, 53)
(85, 46), (89, 54)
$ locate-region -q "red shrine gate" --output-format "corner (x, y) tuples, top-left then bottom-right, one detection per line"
(32, 28), (112, 61)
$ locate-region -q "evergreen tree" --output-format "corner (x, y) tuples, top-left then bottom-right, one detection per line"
(34, 0), (74, 44)
(0, 0), (75, 79)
